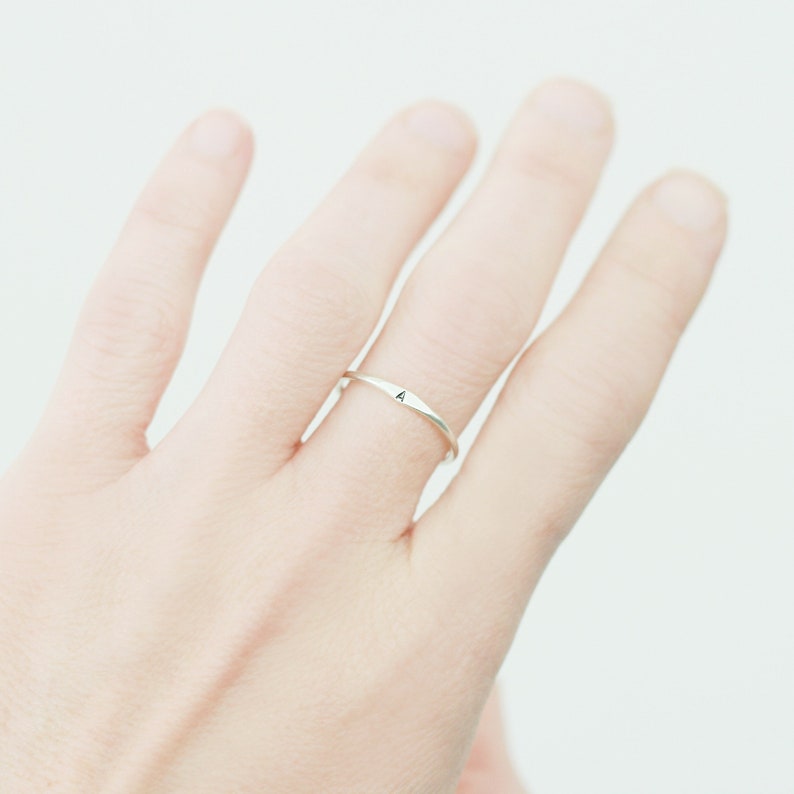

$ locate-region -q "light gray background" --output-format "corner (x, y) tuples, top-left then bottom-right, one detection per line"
(1, 1), (792, 791)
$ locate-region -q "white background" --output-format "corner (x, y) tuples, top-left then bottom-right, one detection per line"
(1, 1), (792, 791)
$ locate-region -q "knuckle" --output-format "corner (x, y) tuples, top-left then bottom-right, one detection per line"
(74, 278), (184, 378)
(261, 247), (378, 351)
(495, 120), (593, 193)
(355, 146), (429, 194)
(499, 133), (593, 192)
(404, 262), (528, 387)
(613, 246), (699, 338)
(509, 338), (638, 466)
(129, 190), (212, 254)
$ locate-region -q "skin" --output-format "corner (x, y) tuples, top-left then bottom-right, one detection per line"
(0, 78), (727, 792)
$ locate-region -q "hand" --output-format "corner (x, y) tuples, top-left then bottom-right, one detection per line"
(0, 78), (726, 792)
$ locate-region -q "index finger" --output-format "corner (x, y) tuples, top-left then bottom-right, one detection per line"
(413, 170), (728, 671)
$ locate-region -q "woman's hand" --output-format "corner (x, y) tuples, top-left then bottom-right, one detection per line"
(0, 78), (726, 793)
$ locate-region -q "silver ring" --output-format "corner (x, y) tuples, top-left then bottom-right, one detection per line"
(335, 370), (459, 464)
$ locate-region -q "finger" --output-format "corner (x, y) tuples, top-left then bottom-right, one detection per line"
(42, 109), (253, 472)
(414, 171), (727, 666)
(167, 101), (476, 478)
(457, 685), (526, 794)
(300, 78), (613, 526)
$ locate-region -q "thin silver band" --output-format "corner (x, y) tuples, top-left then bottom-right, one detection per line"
(336, 370), (459, 464)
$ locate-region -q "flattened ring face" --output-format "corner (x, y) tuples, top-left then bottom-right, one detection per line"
(336, 370), (458, 464)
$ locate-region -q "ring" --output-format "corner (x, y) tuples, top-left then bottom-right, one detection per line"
(335, 370), (459, 463)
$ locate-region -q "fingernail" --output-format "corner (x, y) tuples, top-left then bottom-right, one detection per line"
(533, 79), (611, 132)
(188, 110), (245, 159)
(652, 172), (726, 231)
(406, 103), (473, 152)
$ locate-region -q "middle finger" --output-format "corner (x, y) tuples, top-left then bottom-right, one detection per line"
(299, 79), (614, 527)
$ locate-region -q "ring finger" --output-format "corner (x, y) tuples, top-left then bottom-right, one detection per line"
(162, 100), (476, 480)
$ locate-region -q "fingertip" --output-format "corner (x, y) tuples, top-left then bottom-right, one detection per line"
(187, 107), (254, 161)
(529, 76), (614, 136)
(403, 98), (478, 158)
(652, 169), (727, 228)
(649, 169), (728, 265)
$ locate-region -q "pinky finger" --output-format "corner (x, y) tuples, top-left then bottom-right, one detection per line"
(37, 110), (253, 480)
(414, 170), (727, 659)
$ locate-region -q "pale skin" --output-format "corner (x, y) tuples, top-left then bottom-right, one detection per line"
(0, 78), (727, 792)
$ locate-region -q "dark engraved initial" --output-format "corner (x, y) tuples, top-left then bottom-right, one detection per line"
(395, 390), (406, 402)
